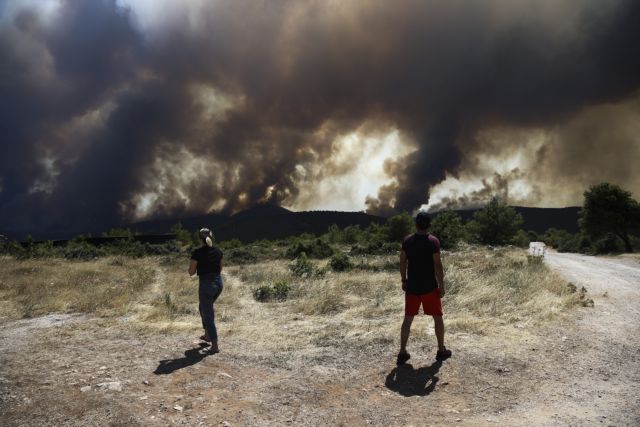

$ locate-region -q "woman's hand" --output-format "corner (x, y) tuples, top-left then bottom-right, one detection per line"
(188, 259), (198, 276)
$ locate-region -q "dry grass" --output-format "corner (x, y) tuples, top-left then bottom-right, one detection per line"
(0, 256), (154, 318)
(0, 247), (580, 351)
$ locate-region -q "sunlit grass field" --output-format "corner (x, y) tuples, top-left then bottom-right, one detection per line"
(0, 246), (582, 353)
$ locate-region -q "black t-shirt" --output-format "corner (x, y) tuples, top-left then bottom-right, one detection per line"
(190, 246), (223, 276)
(401, 233), (441, 294)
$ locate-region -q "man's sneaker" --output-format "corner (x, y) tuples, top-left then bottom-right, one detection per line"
(436, 347), (452, 360)
(396, 351), (411, 366)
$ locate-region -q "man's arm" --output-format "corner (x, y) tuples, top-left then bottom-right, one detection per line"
(433, 252), (445, 297)
(188, 259), (198, 276)
(400, 250), (408, 291)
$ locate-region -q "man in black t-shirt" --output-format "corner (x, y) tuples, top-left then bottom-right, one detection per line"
(397, 211), (452, 365)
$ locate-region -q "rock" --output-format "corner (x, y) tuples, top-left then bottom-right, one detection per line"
(143, 380), (150, 385)
(174, 405), (183, 412)
(80, 386), (92, 393)
(140, 396), (148, 400)
(96, 381), (122, 391)
(217, 372), (233, 379)
(221, 421), (231, 427)
(99, 366), (107, 370)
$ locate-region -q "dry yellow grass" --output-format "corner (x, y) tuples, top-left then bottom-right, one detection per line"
(0, 255), (154, 318)
(0, 246), (580, 350)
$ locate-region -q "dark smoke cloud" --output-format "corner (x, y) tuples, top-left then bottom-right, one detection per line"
(1, 0), (640, 232)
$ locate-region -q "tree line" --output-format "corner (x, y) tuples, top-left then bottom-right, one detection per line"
(2, 182), (638, 261)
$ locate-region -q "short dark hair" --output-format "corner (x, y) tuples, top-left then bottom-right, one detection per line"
(415, 211), (431, 230)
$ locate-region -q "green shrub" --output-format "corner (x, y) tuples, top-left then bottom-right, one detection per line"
(226, 248), (259, 265)
(350, 241), (399, 255)
(252, 280), (291, 302)
(591, 233), (625, 254)
(511, 229), (530, 248)
(289, 253), (315, 277)
(431, 211), (467, 249)
(170, 223), (192, 246)
(286, 238), (334, 259)
(272, 280), (291, 301)
(63, 242), (104, 260)
(329, 252), (353, 272)
(253, 285), (274, 302)
(386, 212), (414, 242)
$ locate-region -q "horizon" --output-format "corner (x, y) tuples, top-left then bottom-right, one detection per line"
(1, 0), (639, 234)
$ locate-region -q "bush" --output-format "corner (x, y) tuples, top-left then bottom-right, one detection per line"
(591, 233), (625, 254)
(253, 285), (274, 302)
(350, 241), (399, 255)
(431, 211), (467, 249)
(272, 280), (291, 301)
(63, 241), (104, 260)
(286, 238), (334, 259)
(170, 223), (192, 246)
(329, 252), (353, 272)
(511, 229), (530, 248)
(289, 253), (315, 277)
(252, 280), (291, 302)
(386, 212), (414, 242)
(226, 248), (259, 265)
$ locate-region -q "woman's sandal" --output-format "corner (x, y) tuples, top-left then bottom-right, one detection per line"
(436, 347), (452, 360)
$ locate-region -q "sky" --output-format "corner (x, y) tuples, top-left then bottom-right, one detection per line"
(1, 0), (639, 232)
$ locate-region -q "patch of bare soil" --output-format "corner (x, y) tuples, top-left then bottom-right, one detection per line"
(1, 252), (638, 426)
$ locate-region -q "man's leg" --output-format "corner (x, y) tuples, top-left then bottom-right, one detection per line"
(433, 315), (445, 352)
(400, 315), (414, 354)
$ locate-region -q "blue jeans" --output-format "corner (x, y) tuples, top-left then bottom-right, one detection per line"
(198, 274), (223, 341)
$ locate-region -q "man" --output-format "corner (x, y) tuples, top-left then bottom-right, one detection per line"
(397, 211), (451, 365)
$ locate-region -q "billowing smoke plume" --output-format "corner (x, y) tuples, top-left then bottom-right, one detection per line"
(1, 0), (640, 232)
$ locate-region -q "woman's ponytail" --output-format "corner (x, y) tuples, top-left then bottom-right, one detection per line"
(199, 227), (214, 247)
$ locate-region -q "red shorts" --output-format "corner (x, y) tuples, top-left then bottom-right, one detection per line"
(405, 290), (443, 316)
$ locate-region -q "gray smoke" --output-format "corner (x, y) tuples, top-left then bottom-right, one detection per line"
(1, 0), (640, 232)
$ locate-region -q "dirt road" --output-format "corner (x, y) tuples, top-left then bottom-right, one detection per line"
(527, 251), (640, 425)
(1, 252), (639, 426)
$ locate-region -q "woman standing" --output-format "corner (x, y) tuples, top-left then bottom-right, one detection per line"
(188, 228), (223, 353)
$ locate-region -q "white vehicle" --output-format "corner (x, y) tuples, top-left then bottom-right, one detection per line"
(528, 241), (546, 257)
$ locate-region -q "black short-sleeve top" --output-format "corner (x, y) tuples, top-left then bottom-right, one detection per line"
(401, 233), (441, 294)
(190, 246), (223, 276)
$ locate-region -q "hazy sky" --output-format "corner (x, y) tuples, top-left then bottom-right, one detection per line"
(1, 0), (639, 232)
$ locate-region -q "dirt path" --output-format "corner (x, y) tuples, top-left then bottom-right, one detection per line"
(523, 251), (640, 426)
(1, 253), (639, 426)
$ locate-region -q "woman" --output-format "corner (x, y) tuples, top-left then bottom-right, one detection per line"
(188, 228), (224, 353)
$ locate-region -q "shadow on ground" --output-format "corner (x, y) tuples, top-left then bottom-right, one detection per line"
(385, 360), (442, 397)
(154, 343), (211, 375)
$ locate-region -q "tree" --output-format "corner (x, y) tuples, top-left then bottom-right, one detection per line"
(431, 210), (467, 249)
(170, 223), (192, 246)
(386, 212), (414, 242)
(579, 183), (640, 253)
(467, 197), (524, 245)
